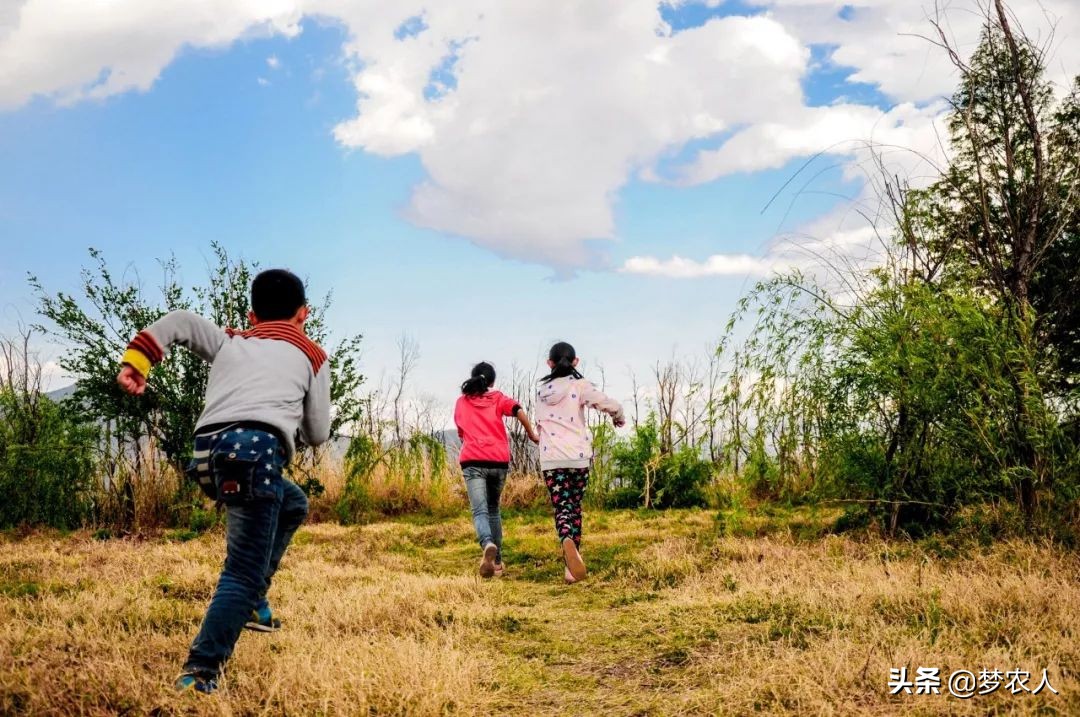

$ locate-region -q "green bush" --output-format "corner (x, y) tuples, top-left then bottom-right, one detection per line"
(604, 486), (641, 510)
(743, 430), (782, 501)
(654, 446), (710, 509)
(603, 418), (711, 509)
(0, 389), (98, 529)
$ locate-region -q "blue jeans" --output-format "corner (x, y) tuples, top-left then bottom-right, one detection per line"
(184, 427), (308, 677)
(462, 466), (507, 562)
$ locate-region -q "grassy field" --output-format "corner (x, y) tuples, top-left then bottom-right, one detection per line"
(1, 507), (1077, 716)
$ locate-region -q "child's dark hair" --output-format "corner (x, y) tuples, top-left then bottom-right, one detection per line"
(539, 341), (584, 383)
(251, 269), (307, 321)
(462, 362), (496, 395)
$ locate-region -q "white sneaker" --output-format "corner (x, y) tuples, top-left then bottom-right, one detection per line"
(479, 543), (498, 578)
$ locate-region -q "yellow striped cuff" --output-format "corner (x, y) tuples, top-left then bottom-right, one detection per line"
(121, 348), (152, 377)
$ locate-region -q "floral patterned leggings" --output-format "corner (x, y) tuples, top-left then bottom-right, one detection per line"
(542, 467), (589, 547)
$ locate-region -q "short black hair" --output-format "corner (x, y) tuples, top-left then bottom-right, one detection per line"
(250, 269), (306, 321)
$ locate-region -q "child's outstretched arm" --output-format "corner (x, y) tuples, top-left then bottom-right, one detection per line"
(497, 393), (539, 444)
(117, 310), (227, 395)
(580, 383), (626, 427)
(515, 407), (540, 444)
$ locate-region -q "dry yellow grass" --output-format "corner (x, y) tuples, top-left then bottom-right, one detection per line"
(304, 453), (545, 523)
(1, 508), (1077, 715)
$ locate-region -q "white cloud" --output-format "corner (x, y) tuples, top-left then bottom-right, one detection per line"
(0, 1), (810, 267)
(677, 102), (949, 185)
(0, 0), (1074, 269)
(627, 90), (951, 281)
(266, 54), (281, 69)
(619, 221), (887, 280)
(0, 0), (303, 108)
(748, 0), (1080, 102)
(621, 253), (790, 277)
(38, 360), (68, 392)
(322, 3), (809, 266)
(0, 349), (68, 392)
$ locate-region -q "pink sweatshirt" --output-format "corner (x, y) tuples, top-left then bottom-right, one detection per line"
(536, 376), (624, 470)
(454, 390), (522, 467)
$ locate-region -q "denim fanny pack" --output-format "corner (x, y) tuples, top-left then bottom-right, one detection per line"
(185, 425), (286, 504)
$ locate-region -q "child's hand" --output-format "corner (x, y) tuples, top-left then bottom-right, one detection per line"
(117, 365), (147, 395)
(528, 431), (540, 445)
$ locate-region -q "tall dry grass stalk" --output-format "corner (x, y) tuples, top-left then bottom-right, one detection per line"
(500, 471), (547, 510)
(92, 440), (189, 533)
(331, 438), (549, 523)
(298, 448), (347, 523)
(88, 441), (551, 534)
(332, 464), (550, 521)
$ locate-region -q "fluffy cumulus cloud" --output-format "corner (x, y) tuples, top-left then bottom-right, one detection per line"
(1, 0), (1076, 271)
(677, 101), (949, 184)
(622, 98), (951, 279)
(0, 0), (304, 107)
(322, 1), (810, 266)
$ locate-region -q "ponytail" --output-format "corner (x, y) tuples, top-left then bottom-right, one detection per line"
(461, 362), (496, 396)
(539, 341), (584, 383)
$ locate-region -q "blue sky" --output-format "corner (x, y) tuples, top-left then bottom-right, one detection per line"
(1, 0), (998, 419)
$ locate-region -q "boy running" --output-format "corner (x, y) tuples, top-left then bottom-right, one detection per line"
(117, 269), (330, 694)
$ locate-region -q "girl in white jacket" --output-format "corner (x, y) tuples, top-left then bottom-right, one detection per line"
(536, 342), (625, 583)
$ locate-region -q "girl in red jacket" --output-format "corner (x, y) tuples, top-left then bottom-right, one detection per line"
(454, 362), (539, 577)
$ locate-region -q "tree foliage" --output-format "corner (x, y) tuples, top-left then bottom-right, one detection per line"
(31, 244), (365, 490)
(718, 2), (1080, 533)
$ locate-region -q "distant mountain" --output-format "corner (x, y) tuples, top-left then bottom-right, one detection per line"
(46, 383), (77, 402)
(436, 429), (462, 460)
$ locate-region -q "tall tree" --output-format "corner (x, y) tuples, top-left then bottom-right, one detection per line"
(916, 0), (1080, 514)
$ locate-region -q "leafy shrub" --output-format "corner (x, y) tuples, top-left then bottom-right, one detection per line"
(654, 446), (710, 508)
(603, 418), (711, 509)
(743, 430), (782, 501)
(0, 389), (97, 529)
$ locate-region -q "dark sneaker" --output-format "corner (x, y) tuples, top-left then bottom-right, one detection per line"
(562, 537), (587, 581)
(175, 671), (218, 694)
(479, 543), (498, 578)
(244, 606), (281, 632)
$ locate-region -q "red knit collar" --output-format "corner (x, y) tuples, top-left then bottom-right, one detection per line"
(226, 321), (327, 372)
